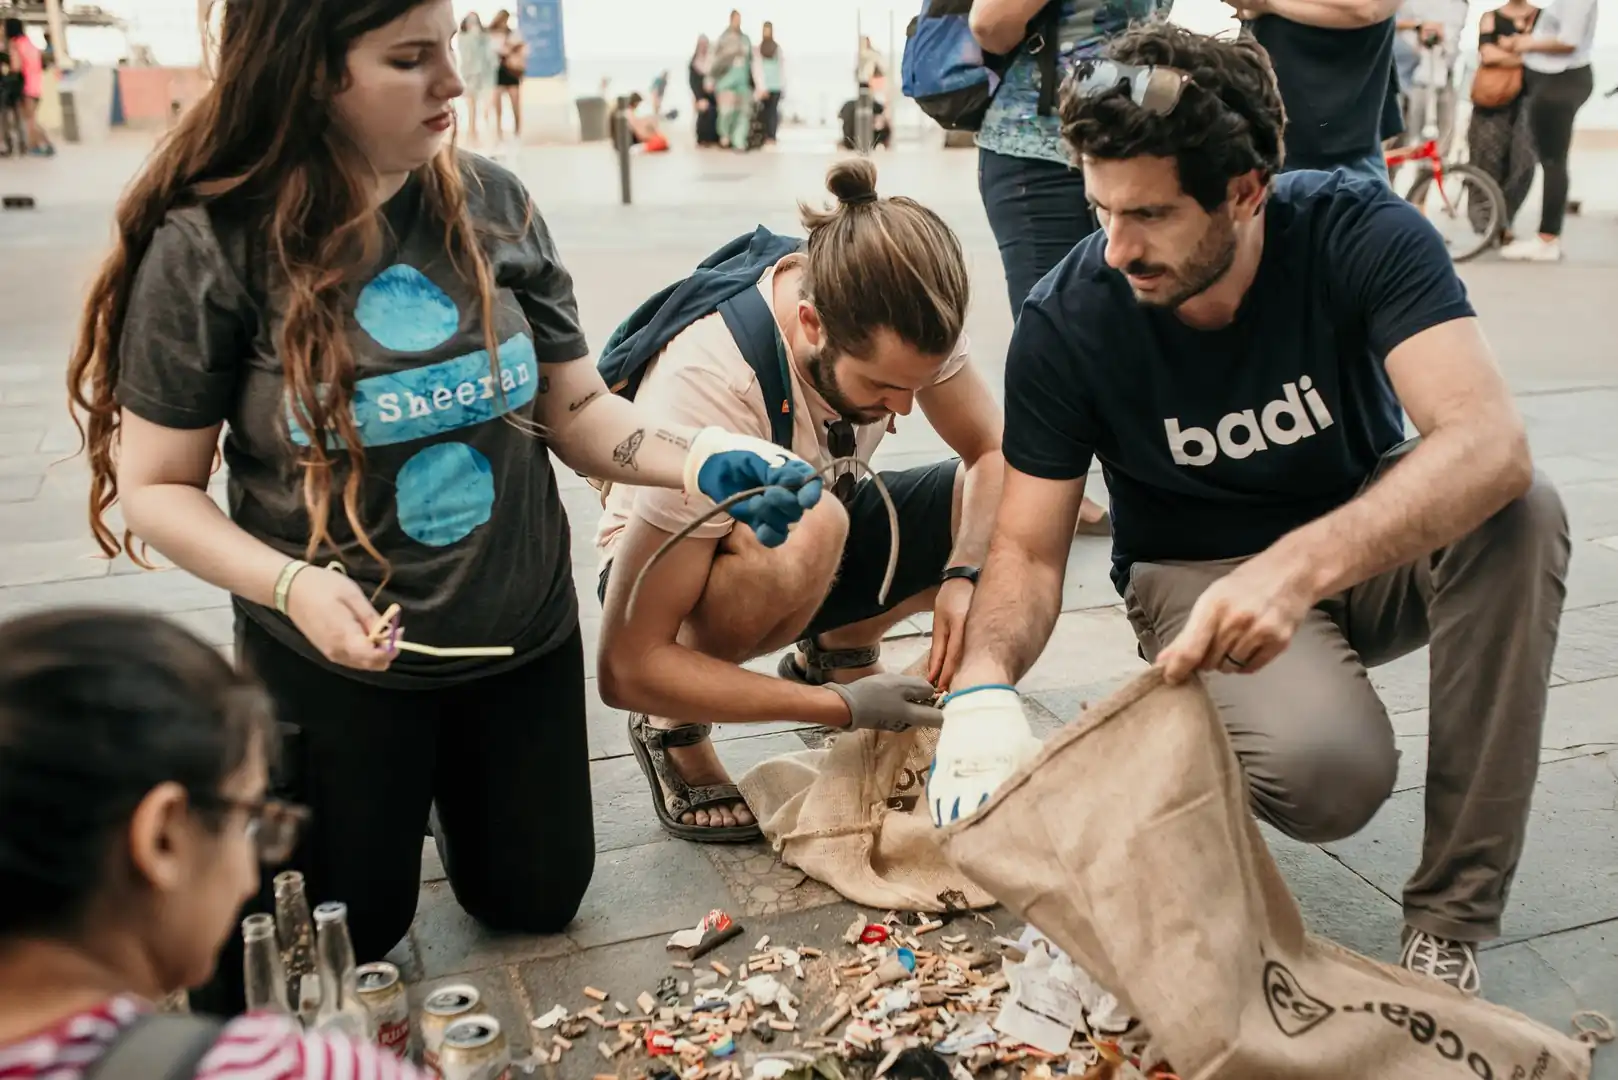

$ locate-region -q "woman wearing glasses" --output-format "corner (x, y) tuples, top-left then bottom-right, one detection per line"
(0, 608), (428, 1079)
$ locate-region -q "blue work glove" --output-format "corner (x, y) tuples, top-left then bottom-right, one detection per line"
(927, 685), (1043, 827)
(684, 427), (823, 548)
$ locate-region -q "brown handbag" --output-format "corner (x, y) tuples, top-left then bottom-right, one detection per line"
(1471, 63), (1524, 108)
(1471, 9), (1539, 108)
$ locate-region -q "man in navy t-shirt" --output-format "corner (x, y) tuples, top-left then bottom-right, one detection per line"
(928, 24), (1569, 996)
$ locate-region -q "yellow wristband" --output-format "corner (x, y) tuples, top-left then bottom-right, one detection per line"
(273, 559), (310, 615)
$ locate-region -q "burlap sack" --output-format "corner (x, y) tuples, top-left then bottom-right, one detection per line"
(938, 669), (1595, 1080)
(736, 667), (993, 912)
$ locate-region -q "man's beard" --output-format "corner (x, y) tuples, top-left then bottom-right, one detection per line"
(1125, 216), (1238, 310)
(806, 348), (888, 425)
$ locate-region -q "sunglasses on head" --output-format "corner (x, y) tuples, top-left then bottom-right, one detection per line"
(1069, 58), (1193, 116)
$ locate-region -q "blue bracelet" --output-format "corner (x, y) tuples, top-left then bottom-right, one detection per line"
(939, 683), (1019, 706)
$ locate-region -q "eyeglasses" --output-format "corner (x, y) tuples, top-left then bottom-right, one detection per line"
(826, 421), (858, 506)
(194, 794), (310, 865)
(1069, 58), (1193, 116)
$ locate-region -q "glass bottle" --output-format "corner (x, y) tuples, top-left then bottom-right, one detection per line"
(242, 913), (291, 1014)
(312, 901), (373, 1039)
(273, 871), (317, 1021)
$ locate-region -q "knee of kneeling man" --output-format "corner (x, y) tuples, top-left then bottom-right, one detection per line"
(782, 494), (850, 583)
(1256, 731), (1398, 844)
(1485, 471), (1569, 562)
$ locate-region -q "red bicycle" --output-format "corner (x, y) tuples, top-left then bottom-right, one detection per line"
(1385, 41), (1507, 263)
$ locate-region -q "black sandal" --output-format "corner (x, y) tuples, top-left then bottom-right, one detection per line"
(776, 637), (881, 686)
(627, 714), (762, 843)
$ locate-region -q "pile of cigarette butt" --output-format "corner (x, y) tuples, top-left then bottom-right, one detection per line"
(524, 905), (1178, 1080)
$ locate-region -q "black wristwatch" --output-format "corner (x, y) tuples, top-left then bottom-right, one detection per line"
(942, 565), (980, 585)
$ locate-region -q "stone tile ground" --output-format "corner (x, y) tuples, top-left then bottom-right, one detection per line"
(2, 134), (1616, 1074)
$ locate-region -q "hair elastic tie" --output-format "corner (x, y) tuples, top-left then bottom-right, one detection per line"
(841, 192), (879, 206)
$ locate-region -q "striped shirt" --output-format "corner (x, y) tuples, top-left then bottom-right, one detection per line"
(0, 997), (431, 1080)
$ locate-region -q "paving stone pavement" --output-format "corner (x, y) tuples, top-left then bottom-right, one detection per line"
(3, 133), (1617, 1073)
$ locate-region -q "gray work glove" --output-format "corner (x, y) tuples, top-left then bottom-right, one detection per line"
(827, 674), (944, 732)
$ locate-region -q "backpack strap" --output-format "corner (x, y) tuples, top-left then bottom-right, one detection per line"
(1032, 1), (1064, 117)
(83, 1014), (226, 1080)
(716, 287), (794, 450)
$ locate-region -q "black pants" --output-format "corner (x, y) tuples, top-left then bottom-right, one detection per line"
(761, 91), (782, 140)
(1524, 64), (1593, 237)
(191, 615), (593, 1016)
(977, 147), (1099, 313)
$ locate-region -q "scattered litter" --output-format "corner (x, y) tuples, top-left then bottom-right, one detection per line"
(992, 942), (1084, 1054)
(669, 910), (745, 960)
(532, 1004), (569, 1030)
(533, 921), (1165, 1080)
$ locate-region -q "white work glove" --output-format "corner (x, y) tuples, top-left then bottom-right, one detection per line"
(927, 686), (1043, 827)
(682, 427), (823, 548)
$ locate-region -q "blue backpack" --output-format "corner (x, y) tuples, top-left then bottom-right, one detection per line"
(598, 226), (805, 450)
(901, 0), (1064, 132)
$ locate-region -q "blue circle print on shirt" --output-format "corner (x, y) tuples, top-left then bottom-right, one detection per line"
(355, 264), (461, 353)
(396, 443), (495, 547)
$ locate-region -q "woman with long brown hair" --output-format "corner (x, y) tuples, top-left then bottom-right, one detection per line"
(485, 8), (527, 144)
(66, 0), (820, 1013)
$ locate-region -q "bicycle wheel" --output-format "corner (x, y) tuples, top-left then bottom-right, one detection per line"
(1403, 162), (1505, 263)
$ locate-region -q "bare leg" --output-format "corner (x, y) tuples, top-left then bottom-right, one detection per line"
(509, 87), (523, 138)
(649, 497), (850, 829)
(20, 98), (50, 152)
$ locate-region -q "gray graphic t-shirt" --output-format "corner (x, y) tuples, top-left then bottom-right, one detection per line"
(115, 154), (589, 687)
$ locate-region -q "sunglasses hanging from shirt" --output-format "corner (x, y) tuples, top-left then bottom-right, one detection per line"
(1069, 58), (1193, 116)
(826, 420), (859, 506)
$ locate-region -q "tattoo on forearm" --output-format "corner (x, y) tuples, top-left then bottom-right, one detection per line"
(613, 430), (645, 471)
(538, 375), (550, 394)
(567, 389), (603, 413)
(654, 430), (692, 451)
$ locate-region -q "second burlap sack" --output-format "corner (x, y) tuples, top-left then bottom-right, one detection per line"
(737, 658), (992, 912)
(938, 668), (1595, 1080)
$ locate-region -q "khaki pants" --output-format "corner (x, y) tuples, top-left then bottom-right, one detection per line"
(1122, 466), (1570, 943)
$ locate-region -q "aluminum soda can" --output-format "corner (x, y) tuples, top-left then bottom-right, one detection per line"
(419, 983), (481, 1074)
(437, 1015), (510, 1080)
(354, 962), (409, 1058)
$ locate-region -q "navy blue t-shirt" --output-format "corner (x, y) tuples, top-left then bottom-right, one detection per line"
(1003, 170), (1476, 594)
(1251, 15), (1399, 169)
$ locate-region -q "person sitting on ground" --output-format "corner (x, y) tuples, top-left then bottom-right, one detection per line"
(0, 607), (430, 1078)
(610, 91), (667, 150)
(926, 24), (1568, 997)
(596, 159), (1005, 841)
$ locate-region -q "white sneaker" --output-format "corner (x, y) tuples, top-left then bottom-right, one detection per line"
(1499, 236), (1562, 262)
(1400, 926), (1482, 995)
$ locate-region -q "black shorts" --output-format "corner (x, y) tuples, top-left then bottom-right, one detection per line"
(598, 458), (960, 639)
(497, 66), (521, 87)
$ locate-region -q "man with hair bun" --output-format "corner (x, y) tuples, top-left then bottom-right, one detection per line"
(596, 160), (1005, 842)
(930, 24), (1568, 996)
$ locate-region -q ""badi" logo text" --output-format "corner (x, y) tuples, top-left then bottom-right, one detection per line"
(1165, 378), (1334, 467)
